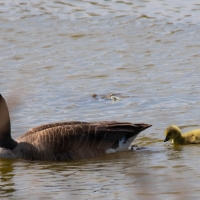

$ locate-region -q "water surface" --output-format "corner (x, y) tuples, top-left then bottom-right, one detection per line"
(1, 0), (200, 199)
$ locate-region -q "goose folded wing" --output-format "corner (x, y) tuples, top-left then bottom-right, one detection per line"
(16, 122), (150, 160)
(17, 121), (87, 140)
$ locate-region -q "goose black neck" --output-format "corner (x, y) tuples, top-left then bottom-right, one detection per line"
(0, 94), (17, 150)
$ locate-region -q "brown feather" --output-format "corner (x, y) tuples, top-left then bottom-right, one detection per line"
(0, 93), (151, 161)
(14, 121), (151, 161)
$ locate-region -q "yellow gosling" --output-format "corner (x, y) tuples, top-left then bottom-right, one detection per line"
(164, 125), (200, 144)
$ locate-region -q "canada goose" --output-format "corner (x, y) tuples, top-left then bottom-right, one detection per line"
(164, 125), (200, 144)
(0, 94), (151, 161)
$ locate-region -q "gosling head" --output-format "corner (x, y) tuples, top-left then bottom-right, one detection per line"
(164, 125), (181, 142)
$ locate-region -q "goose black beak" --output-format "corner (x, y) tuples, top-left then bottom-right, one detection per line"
(164, 137), (170, 142)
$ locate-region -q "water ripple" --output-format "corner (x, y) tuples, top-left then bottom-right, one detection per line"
(1, 0), (200, 199)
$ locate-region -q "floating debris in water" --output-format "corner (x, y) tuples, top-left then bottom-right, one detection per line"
(91, 93), (121, 101)
(105, 93), (120, 101)
(109, 95), (119, 101)
(91, 93), (97, 98)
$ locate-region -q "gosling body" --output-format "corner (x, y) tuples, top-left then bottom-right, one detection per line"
(164, 125), (200, 144)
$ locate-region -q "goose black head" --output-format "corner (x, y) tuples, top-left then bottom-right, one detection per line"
(0, 94), (17, 150)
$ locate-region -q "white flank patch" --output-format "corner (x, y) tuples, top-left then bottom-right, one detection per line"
(116, 134), (139, 152)
(105, 148), (116, 154)
(105, 134), (139, 154)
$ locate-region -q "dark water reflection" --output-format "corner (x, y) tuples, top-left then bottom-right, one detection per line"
(0, 160), (16, 197)
(1, 144), (200, 199)
(1, 0), (200, 199)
